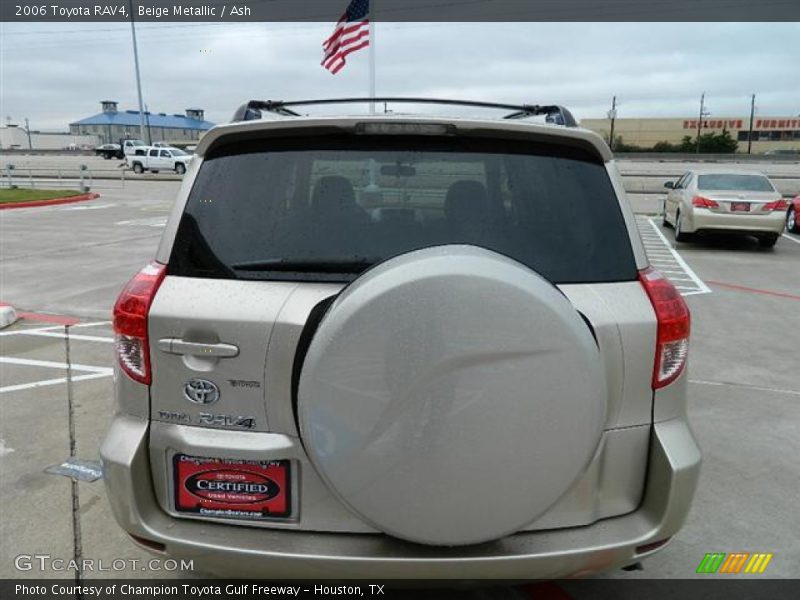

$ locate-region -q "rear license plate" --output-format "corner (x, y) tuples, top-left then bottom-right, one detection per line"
(731, 202), (750, 212)
(174, 454), (291, 520)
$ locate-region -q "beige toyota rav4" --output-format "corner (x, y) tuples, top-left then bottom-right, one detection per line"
(101, 98), (701, 579)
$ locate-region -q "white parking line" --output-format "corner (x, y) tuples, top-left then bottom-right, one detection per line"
(0, 438), (14, 456)
(115, 217), (167, 228)
(58, 203), (116, 211)
(4, 331), (113, 343)
(0, 373), (111, 394)
(0, 356), (112, 373)
(0, 321), (110, 337)
(0, 356), (113, 394)
(636, 217), (712, 297)
(781, 234), (800, 245)
(690, 379), (800, 397)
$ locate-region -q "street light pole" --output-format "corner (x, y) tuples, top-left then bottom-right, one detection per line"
(695, 92), (706, 154)
(24, 118), (32, 150)
(128, 0), (147, 144)
(608, 96), (617, 151)
(747, 94), (756, 155)
(145, 104), (152, 145)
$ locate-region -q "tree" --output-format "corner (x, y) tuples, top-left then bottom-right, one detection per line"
(681, 130), (739, 153)
(653, 140), (680, 152)
(608, 130), (739, 154)
(702, 129), (739, 153)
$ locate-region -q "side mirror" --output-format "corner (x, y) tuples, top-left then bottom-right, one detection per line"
(663, 181), (674, 189)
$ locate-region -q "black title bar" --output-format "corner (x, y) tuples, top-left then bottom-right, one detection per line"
(3, 0), (799, 22)
(5, 580), (800, 600)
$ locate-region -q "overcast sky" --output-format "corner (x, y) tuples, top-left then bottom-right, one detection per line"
(1, 22), (798, 131)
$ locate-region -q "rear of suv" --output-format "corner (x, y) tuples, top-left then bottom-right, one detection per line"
(101, 98), (701, 579)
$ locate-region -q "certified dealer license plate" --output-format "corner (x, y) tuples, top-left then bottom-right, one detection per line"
(174, 454), (291, 520)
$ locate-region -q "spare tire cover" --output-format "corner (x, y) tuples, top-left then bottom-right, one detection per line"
(297, 245), (606, 546)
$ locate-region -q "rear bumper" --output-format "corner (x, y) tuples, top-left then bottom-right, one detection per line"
(685, 209), (785, 235)
(100, 415), (701, 579)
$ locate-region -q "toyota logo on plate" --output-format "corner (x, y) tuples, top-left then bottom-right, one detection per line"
(183, 379), (220, 405)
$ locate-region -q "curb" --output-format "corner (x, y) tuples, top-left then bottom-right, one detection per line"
(0, 305), (18, 329)
(0, 302), (81, 326)
(0, 192), (100, 210)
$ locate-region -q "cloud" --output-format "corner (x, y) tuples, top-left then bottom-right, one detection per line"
(1, 22), (798, 131)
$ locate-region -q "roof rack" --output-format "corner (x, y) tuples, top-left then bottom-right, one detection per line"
(231, 97), (578, 127)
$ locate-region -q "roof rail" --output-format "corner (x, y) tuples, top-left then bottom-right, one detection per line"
(231, 98), (577, 127)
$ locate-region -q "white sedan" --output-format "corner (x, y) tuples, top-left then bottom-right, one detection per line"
(663, 170), (788, 248)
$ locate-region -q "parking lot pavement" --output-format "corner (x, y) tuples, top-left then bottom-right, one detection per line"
(619, 220), (799, 579)
(0, 181), (178, 319)
(1, 169), (799, 582)
(0, 320), (199, 579)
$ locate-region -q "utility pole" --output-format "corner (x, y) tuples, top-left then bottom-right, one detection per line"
(128, 0), (147, 143)
(608, 96), (617, 151)
(747, 94), (756, 155)
(24, 118), (32, 150)
(696, 92), (706, 154)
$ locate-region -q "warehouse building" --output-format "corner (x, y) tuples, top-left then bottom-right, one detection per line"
(580, 116), (800, 153)
(0, 124), (98, 150)
(69, 101), (215, 145)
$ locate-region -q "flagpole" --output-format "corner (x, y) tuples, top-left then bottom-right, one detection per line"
(369, 1), (376, 114)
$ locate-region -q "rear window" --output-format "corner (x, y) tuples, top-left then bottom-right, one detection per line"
(697, 174), (774, 192)
(169, 135), (637, 284)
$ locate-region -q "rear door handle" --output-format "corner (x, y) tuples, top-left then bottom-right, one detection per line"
(157, 338), (239, 358)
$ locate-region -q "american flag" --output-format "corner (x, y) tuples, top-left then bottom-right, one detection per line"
(321, 0), (370, 74)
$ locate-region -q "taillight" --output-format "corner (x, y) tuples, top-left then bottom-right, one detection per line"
(762, 199), (789, 212)
(639, 268), (691, 389)
(113, 262), (166, 384)
(691, 196), (719, 209)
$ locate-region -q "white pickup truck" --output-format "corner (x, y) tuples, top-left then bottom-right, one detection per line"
(96, 139), (147, 160)
(127, 146), (192, 175)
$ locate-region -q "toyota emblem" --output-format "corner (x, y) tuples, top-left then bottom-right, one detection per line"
(183, 379), (220, 405)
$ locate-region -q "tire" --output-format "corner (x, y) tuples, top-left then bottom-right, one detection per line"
(132, 163), (144, 174)
(175, 163), (186, 175)
(297, 246), (606, 546)
(151, 170), (159, 174)
(787, 207), (798, 233)
(675, 211), (692, 242)
(758, 234), (779, 248)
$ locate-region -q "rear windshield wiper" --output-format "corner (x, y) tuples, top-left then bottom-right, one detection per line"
(231, 258), (378, 273)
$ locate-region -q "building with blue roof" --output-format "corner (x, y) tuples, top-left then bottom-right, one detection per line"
(69, 101), (215, 145)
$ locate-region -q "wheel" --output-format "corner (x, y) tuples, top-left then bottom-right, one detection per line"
(103, 154), (112, 160)
(787, 207), (798, 233)
(151, 170), (159, 174)
(758, 234), (779, 248)
(675, 211), (692, 242)
(132, 163), (144, 174)
(175, 163), (186, 175)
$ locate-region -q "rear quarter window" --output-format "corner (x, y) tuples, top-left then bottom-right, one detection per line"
(169, 135), (637, 284)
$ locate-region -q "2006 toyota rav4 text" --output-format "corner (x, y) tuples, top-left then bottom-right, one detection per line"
(101, 98), (701, 579)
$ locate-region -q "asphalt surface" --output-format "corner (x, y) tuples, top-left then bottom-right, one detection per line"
(1, 167), (799, 587)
